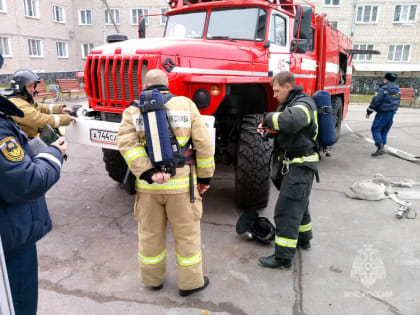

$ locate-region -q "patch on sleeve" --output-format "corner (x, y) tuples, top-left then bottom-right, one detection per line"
(132, 113), (145, 131)
(0, 137), (25, 162)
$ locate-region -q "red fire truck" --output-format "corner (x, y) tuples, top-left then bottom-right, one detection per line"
(67, 0), (353, 209)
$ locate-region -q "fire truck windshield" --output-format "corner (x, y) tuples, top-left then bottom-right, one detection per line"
(165, 11), (206, 39)
(207, 8), (267, 41)
(165, 7), (267, 42)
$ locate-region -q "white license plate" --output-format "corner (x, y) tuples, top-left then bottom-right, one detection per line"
(90, 129), (117, 145)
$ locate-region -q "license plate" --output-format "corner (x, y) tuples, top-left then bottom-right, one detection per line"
(90, 129), (117, 145)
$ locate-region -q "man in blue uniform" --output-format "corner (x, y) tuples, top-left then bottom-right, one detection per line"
(366, 72), (401, 157)
(0, 54), (67, 315)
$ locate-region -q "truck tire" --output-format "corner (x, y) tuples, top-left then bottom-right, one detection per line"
(102, 148), (127, 183)
(332, 96), (343, 141)
(235, 114), (273, 210)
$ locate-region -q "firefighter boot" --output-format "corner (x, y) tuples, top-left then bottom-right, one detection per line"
(371, 143), (385, 157)
(179, 276), (210, 297)
(258, 255), (292, 270)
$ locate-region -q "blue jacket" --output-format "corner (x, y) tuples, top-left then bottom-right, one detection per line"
(0, 96), (63, 259)
(367, 82), (401, 115)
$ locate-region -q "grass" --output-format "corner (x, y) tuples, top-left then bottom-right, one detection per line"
(350, 94), (374, 104)
(350, 94), (419, 107)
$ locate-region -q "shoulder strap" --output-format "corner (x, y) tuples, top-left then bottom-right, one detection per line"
(162, 93), (175, 104)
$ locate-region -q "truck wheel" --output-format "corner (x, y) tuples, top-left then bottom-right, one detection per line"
(102, 148), (127, 183)
(332, 96), (343, 141)
(235, 114), (273, 210)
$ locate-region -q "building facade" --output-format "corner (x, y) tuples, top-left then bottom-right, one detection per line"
(310, 0), (420, 93)
(0, 0), (168, 76)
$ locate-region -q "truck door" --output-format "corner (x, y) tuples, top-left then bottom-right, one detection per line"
(268, 12), (290, 76)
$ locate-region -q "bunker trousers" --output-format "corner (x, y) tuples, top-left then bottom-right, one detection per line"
(274, 165), (314, 259)
(135, 191), (204, 290)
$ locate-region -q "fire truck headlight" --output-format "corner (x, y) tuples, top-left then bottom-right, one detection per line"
(210, 85), (221, 96)
(193, 89), (211, 110)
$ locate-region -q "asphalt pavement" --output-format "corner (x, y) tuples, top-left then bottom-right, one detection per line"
(36, 103), (420, 315)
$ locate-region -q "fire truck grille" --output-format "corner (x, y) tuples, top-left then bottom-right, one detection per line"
(87, 57), (146, 110)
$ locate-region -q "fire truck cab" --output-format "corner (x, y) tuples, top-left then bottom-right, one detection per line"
(68, 0), (352, 210)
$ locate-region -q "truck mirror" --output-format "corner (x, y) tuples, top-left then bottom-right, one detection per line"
(263, 40), (271, 48)
(106, 34), (128, 43)
(139, 18), (146, 38)
(293, 6), (312, 40)
(290, 39), (308, 54)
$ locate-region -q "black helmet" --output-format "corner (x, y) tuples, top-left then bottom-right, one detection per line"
(10, 69), (41, 94)
(384, 72), (398, 82)
(251, 217), (275, 243)
(236, 210), (275, 244)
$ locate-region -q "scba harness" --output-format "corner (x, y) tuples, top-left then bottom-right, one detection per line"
(135, 89), (196, 201)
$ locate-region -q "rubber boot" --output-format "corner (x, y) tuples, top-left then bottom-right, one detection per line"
(258, 255), (292, 270)
(371, 143), (385, 157)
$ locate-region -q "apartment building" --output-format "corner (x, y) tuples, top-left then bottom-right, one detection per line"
(310, 0), (420, 92)
(0, 0), (168, 76)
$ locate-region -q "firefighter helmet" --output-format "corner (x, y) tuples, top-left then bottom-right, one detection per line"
(10, 69), (41, 94)
(251, 217), (275, 243)
(236, 210), (275, 244)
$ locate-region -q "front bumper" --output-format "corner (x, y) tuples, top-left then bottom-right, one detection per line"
(65, 104), (216, 152)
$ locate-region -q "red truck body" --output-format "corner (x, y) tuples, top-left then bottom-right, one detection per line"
(71, 0), (353, 209)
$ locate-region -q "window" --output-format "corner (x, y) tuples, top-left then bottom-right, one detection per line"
(56, 41), (68, 58)
(131, 9), (149, 25)
(105, 8), (119, 25)
(79, 9), (92, 25)
(207, 8), (267, 41)
(24, 0), (39, 18)
(307, 28), (315, 52)
(82, 43), (94, 59)
(388, 44), (410, 62)
(0, 0), (7, 13)
(161, 7), (168, 25)
(0, 36), (11, 56)
(28, 39), (42, 57)
(53, 5), (65, 23)
(166, 11), (206, 39)
(353, 43), (374, 61)
(324, 0), (340, 7)
(270, 14), (286, 46)
(356, 5), (378, 23)
(394, 4), (417, 23)
(330, 20), (339, 28)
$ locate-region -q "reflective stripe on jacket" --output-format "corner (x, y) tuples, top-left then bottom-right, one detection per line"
(10, 96), (72, 137)
(117, 92), (215, 194)
(264, 86), (319, 166)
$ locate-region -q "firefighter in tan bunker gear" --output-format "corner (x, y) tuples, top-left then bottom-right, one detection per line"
(117, 69), (215, 296)
(8, 69), (74, 138)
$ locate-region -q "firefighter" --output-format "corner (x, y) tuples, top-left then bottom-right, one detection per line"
(366, 72), (401, 157)
(117, 69), (215, 296)
(7, 69), (75, 138)
(0, 55), (67, 315)
(258, 71), (318, 269)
